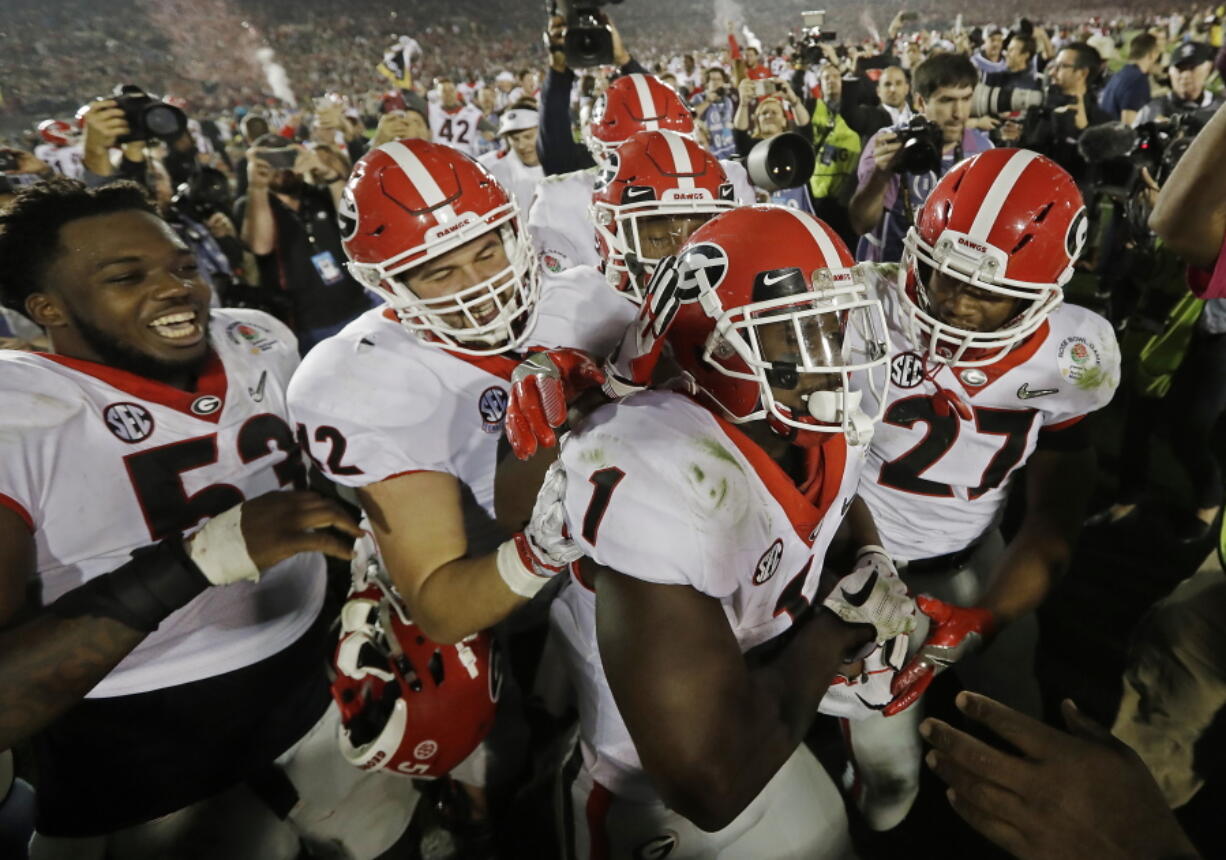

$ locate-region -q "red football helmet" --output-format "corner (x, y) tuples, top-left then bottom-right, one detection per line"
(591, 130), (736, 302)
(666, 205), (890, 445)
(339, 139), (539, 354)
(584, 74), (695, 161)
(900, 148), (1087, 366)
(331, 573), (500, 780)
(37, 119), (78, 147)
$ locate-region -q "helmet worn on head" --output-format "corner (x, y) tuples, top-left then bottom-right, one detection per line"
(584, 74), (695, 161)
(666, 205), (891, 446)
(331, 577), (501, 780)
(38, 119), (78, 147)
(339, 139), (539, 355)
(591, 130), (736, 302)
(900, 148), (1087, 366)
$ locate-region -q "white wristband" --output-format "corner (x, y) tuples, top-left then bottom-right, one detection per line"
(187, 505), (260, 585)
(495, 538), (551, 599)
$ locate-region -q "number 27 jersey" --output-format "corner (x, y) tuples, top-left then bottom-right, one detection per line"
(858, 266), (1120, 560)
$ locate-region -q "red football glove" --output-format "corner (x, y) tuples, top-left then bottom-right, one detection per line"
(602, 254), (684, 399)
(504, 348), (606, 460)
(882, 595), (996, 717)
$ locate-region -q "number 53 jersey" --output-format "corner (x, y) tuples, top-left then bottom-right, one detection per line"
(858, 265), (1120, 561)
(0, 309), (323, 698)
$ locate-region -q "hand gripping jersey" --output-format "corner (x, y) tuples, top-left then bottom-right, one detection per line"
(525, 159), (756, 275)
(0, 310), (324, 698)
(857, 265), (1120, 560)
(552, 390), (866, 799)
(428, 102), (486, 158)
(287, 266), (636, 551)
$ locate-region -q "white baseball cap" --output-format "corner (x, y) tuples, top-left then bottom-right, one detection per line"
(498, 108), (539, 136)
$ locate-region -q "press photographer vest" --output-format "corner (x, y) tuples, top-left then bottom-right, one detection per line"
(807, 100), (861, 201)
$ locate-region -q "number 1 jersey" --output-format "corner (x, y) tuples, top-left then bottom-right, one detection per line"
(0, 309), (324, 698)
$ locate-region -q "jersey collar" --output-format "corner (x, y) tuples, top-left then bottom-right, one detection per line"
(35, 350), (229, 423)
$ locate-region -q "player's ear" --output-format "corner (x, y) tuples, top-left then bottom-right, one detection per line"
(25, 292), (69, 329)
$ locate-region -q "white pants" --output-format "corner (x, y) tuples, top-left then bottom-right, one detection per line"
(844, 531), (1043, 831)
(29, 703), (420, 860)
(559, 744), (855, 860)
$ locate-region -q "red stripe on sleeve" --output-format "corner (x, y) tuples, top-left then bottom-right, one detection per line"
(0, 493), (33, 532)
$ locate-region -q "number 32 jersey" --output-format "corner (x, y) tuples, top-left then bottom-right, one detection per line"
(858, 266), (1120, 561)
(0, 310), (323, 698)
(552, 391), (865, 798)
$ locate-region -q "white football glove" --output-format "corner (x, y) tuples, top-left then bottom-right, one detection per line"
(495, 460), (583, 598)
(821, 546), (917, 647)
(819, 633), (910, 720)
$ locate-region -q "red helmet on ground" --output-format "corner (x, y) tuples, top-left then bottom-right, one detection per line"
(331, 577), (500, 780)
(38, 119), (78, 147)
(339, 139), (539, 354)
(591, 130), (736, 302)
(900, 148), (1087, 366)
(584, 74), (695, 161)
(665, 205), (890, 446)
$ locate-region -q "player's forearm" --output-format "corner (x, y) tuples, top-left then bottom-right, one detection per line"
(668, 610), (867, 831)
(977, 524), (1070, 626)
(401, 554), (523, 645)
(0, 613), (145, 749)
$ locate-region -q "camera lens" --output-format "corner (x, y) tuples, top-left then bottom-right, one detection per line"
(145, 104), (185, 138)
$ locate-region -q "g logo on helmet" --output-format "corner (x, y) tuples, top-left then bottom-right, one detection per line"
(675, 242), (729, 302)
(1065, 207), (1088, 260)
(338, 187), (359, 241)
(594, 152), (619, 191)
(632, 833), (678, 860)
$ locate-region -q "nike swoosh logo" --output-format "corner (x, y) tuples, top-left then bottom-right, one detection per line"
(762, 271), (794, 287)
(840, 570), (878, 607)
(248, 370), (268, 403)
(1017, 382), (1058, 400)
(624, 187), (653, 199)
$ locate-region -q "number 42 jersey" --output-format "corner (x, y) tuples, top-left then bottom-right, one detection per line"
(0, 309), (323, 698)
(858, 265), (1121, 561)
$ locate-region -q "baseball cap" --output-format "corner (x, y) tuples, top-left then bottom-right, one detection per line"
(1171, 41), (1214, 68)
(498, 107), (539, 136)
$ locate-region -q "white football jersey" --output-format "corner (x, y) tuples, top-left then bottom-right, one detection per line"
(287, 267), (636, 556)
(428, 102), (485, 158)
(552, 391), (866, 798)
(34, 143), (85, 180)
(526, 160), (756, 276)
(858, 266), (1120, 560)
(477, 148), (544, 220)
(0, 310), (324, 698)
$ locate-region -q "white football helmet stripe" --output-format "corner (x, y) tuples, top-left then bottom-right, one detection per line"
(967, 149), (1040, 242)
(629, 74), (660, 131)
(790, 206), (845, 269)
(377, 140), (459, 224)
(661, 130), (696, 190)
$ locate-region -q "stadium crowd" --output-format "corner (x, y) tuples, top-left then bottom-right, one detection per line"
(0, 0), (1224, 858)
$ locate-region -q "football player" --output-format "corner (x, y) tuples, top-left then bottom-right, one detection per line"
(844, 148), (1122, 830)
(286, 140), (636, 812)
(32, 119), (85, 180)
(0, 178), (418, 859)
(528, 73), (755, 276)
(477, 101), (544, 216)
(428, 77), (487, 159)
(546, 205), (916, 857)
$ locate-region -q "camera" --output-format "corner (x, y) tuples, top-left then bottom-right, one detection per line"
(746, 132), (817, 192)
(893, 115), (943, 174)
(792, 10), (838, 67)
(550, 0), (625, 68)
(256, 147), (299, 171)
(171, 167), (234, 225)
(753, 78), (787, 98)
(971, 83), (1045, 117)
(104, 85), (188, 144)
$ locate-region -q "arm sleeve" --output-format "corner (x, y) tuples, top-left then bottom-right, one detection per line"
(538, 67), (594, 176)
(1188, 230), (1226, 300)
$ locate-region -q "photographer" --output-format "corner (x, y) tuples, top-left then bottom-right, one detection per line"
(849, 53), (992, 263)
(1136, 41), (1223, 126)
(691, 67), (738, 160)
(537, 11), (646, 175)
(1098, 33), (1162, 125)
(1041, 43), (1112, 180)
(732, 76), (810, 158)
(79, 99), (151, 188)
(234, 134), (368, 354)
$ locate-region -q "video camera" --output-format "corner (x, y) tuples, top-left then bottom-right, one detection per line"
(549, 0), (626, 68)
(790, 10), (838, 67)
(971, 82), (1076, 152)
(98, 85), (188, 144)
(170, 166), (234, 225)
